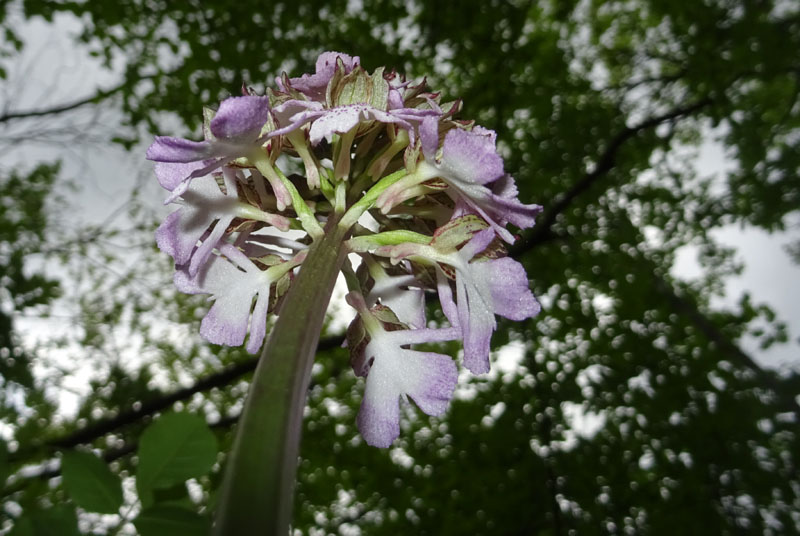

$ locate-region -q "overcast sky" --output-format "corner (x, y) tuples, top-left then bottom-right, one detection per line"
(6, 13), (798, 381)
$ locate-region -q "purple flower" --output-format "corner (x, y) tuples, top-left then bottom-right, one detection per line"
(174, 243), (305, 354)
(377, 126), (542, 242)
(279, 52), (360, 101)
(377, 226), (540, 374)
(366, 265), (426, 329)
(156, 168), (290, 276)
(346, 292), (459, 448)
(272, 101), (437, 147)
(146, 96), (271, 202)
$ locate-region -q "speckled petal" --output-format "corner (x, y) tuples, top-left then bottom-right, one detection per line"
(146, 136), (213, 163)
(154, 161), (207, 191)
(477, 257), (541, 321)
(308, 105), (411, 145)
(456, 276), (495, 374)
(283, 52), (360, 99)
(210, 96), (271, 142)
(246, 290), (271, 354)
(439, 127), (504, 186)
(356, 333), (458, 448)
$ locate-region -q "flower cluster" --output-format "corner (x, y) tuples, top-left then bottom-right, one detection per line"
(147, 52), (541, 447)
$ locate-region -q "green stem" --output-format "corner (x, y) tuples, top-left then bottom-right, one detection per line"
(338, 167), (409, 230)
(212, 218), (349, 536)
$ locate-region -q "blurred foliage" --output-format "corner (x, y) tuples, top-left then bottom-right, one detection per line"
(0, 0), (798, 534)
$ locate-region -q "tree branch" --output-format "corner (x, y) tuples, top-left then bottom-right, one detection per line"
(0, 82), (125, 123)
(8, 334), (344, 464)
(510, 97), (713, 257)
(655, 277), (800, 418)
(0, 71), (166, 124)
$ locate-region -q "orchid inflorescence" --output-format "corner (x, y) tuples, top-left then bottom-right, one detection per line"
(146, 52), (542, 448)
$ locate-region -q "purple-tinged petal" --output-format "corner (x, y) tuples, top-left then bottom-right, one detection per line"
(459, 228), (496, 259)
(357, 379), (400, 448)
(476, 258), (541, 321)
(174, 245), (279, 352)
(156, 174), (240, 270)
(155, 210), (196, 265)
(438, 127), (504, 186)
(181, 254), (259, 347)
(388, 87), (405, 110)
(188, 213), (234, 277)
(246, 291), (271, 354)
(154, 161), (207, 191)
(401, 351), (458, 416)
(210, 96), (271, 142)
(456, 274), (495, 374)
(356, 332), (458, 448)
(308, 104), (412, 145)
(420, 116), (439, 161)
(435, 267), (459, 327)
(368, 273), (425, 329)
(483, 175), (543, 230)
(271, 99), (324, 130)
(162, 157), (228, 204)
(269, 106), (325, 138)
(146, 136), (213, 163)
(284, 52), (360, 99)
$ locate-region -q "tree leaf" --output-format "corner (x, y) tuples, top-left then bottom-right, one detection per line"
(9, 507), (80, 536)
(133, 506), (211, 536)
(61, 450), (123, 513)
(136, 413), (217, 503)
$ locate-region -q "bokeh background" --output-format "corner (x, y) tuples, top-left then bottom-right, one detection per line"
(1, 0), (799, 534)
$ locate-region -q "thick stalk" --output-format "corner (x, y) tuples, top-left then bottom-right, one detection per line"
(213, 218), (349, 535)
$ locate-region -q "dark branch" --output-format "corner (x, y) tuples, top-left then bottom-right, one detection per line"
(0, 71), (166, 124)
(0, 83), (125, 123)
(656, 278), (800, 417)
(8, 335), (344, 464)
(510, 97), (713, 257)
(2, 411), (242, 497)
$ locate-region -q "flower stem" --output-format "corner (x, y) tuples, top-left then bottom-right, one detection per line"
(212, 218), (349, 536)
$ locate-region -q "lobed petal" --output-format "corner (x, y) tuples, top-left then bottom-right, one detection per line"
(439, 128), (504, 186)
(146, 136), (213, 163)
(456, 276), (495, 374)
(308, 104), (411, 145)
(246, 291), (271, 354)
(283, 51), (360, 100)
(154, 161), (207, 191)
(209, 96), (271, 142)
(476, 257), (541, 321)
(155, 210), (197, 266)
(356, 333), (457, 448)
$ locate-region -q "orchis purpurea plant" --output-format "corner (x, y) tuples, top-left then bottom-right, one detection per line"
(146, 51), (542, 535)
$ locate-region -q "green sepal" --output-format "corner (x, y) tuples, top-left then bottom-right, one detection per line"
(430, 215), (489, 252)
(202, 107), (217, 141)
(348, 230), (431, 252)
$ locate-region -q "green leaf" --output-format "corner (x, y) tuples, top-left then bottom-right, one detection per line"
(61, 450), (123, 513)
(10, 507), (80, 536)
(133, 506), (211, 536)
(136, 413), (217, 503)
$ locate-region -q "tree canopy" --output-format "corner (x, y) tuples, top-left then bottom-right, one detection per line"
(0, 0), (798, 534)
